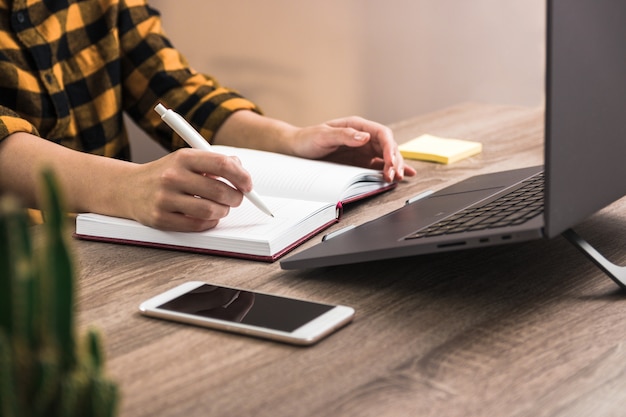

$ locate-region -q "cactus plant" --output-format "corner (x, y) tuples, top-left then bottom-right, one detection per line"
(0, 168), (119, 417)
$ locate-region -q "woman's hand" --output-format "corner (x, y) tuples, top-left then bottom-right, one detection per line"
(214, 111), (416, 184)
(128, 148), (252, 232)
(290, 116), (417, 183)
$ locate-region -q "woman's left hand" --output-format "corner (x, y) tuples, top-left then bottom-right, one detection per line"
(290, 116), (416, 182)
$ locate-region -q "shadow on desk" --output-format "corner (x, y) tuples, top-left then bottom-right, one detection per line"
(285, 208), (626, 300)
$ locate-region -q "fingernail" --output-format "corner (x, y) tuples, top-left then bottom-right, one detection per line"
(354, 132), (367, 141)
(388, 168), (395, 180)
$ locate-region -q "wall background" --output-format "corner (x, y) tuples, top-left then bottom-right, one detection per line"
(129, 0), (545, 162)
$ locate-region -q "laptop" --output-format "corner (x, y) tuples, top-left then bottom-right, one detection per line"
(281, 0), (626, 286)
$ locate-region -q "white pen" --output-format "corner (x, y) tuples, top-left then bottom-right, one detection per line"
(154, 103), (274, 217)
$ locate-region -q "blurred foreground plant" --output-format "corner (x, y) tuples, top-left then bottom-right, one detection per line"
(0, 169), (118, 417)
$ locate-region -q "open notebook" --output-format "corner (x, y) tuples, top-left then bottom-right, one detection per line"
(74, 146), (395, 261)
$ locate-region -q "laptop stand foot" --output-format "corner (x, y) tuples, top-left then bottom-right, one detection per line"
(562, 228), (626, 290)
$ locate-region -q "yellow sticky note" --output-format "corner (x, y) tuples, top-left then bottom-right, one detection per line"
(399, 134), (482, 164)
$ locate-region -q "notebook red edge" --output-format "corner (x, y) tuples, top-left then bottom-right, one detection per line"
(72, 182), (397, 262)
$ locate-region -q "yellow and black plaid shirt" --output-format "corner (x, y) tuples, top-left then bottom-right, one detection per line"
(0, 0), (261, 160)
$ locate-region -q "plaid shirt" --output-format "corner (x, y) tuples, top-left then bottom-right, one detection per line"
(0, 0), (261, 159)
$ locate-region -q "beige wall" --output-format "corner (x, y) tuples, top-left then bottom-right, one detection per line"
(128, 0), (545, 162)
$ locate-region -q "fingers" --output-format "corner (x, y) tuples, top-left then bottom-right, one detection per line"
(382, 145), (417, 183)
(149, 188), (231, 232)
(136, 149), (253, 232)
(183, 150), (253, 193)
(325, 117), (417, 182)
(149, 213), (215, 233)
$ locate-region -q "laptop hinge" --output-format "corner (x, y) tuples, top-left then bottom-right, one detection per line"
(562, 229), (626, 290)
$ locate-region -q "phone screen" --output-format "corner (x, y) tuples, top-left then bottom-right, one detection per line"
(157, 284), (335, 332)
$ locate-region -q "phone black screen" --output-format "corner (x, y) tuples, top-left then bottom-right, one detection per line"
(157, 284), (335, 332)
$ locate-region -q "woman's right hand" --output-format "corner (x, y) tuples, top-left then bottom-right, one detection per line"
(127, 148), (253, 232)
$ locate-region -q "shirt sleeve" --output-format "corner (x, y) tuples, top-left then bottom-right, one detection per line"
(118, 0), (262, 151)
(0, 105), (40, 142)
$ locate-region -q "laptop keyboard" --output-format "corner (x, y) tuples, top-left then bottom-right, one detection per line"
(405, 172), (544, 240)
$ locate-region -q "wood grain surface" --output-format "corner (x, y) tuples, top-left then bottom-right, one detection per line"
(66, 104), (626, 417)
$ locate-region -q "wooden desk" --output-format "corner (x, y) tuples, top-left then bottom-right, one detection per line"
(72, 103), (626, 417)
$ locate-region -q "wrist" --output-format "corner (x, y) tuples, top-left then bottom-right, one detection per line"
(213, 110), (299, 155)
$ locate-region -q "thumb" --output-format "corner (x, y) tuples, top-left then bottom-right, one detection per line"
(333, 127), (370, 147)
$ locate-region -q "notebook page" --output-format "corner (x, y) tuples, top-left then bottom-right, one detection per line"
(211, 146), (383, 202)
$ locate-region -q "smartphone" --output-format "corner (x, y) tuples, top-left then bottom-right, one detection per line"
(139, 281), (355, 345)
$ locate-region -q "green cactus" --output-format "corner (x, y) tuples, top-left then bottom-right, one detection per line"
(0, 168), (119, 417)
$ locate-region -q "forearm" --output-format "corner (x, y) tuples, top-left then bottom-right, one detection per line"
(0, 132), (138, 216)
(212, 110), (416, 182)
(212, 110), (299, 155)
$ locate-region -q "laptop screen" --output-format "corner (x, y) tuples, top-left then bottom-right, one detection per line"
(545, 0), (626, 237)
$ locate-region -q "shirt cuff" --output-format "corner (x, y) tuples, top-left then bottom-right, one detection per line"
(193, 92), (263, 145)
(0, 109), (40, 142)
